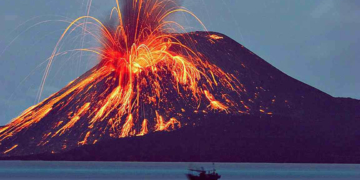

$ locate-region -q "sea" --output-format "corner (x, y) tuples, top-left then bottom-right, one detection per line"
(0, 161), (359, 180)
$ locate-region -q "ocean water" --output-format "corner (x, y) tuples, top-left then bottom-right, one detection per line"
(0, 161), (359, 180)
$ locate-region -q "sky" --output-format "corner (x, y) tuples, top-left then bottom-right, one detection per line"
(0, 0), (359, 125)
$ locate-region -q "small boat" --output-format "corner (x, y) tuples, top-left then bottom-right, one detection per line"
(186, 165), (221, 180)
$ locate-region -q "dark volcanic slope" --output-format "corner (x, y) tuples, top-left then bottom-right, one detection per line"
(4, 114), (360, 163)
(1, 31), (359, 161)
(186, 32), (360, 120)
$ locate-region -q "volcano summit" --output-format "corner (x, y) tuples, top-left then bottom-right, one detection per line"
(0, 0), (359, 162)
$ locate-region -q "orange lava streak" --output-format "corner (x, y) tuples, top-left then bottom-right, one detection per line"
(0, 127), (8, 134)
(78, 131), (91, 145)
(138, 119), (148, 136)
(165, 118), (181, 130)
(204, 90), (229, 112)
(155, 112), (181, 132)
(121, 114), (134, 137)
(3, 144), (18, 154)
(155, 111), (165, 131)
(209, 34), (224, 40)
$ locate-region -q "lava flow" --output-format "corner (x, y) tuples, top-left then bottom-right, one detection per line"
(0, 0), (275, 156)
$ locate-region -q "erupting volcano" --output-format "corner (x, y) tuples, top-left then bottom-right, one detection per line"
(0, 0), (263, 156)
(1, 0), (359, 162)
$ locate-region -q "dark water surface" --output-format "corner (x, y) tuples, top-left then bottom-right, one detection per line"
(0, 161), (359, 179)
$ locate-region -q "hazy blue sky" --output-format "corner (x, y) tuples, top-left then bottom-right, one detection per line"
(0, 0), (359, 125)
